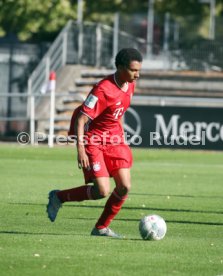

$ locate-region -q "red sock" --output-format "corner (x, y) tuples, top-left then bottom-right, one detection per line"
(57, 185), (93, 203)
(95, 188), (128, 229)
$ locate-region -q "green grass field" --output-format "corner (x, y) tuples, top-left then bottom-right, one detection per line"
(0, 144), (222, 276)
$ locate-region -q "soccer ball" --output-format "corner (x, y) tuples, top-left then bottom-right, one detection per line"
(139, 214), (167, 241)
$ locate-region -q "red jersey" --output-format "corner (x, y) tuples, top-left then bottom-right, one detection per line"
(81, 74), (135, 144)
(68, 74), (135, 144)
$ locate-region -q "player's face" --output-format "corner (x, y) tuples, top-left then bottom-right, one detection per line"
(121, 60), (142, 83)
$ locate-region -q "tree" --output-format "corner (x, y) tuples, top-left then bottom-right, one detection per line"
(0, 0), (77, 41)
(0, 0), (222, 42)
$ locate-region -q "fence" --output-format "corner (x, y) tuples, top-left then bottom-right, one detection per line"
(0, 42), (49, 94)
(27, 20), (147, 96)
(6, 19), (223, 100)
(0, 20), (147, 139)
(0, 92), (71, 139)
(2, 17), (223, 140)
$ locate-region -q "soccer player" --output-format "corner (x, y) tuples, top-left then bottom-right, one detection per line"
(47, 48), (143, 238)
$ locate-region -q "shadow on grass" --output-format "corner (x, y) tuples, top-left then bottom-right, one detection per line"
(8, 202), (223, 215)
(70, 217), (223, 226)
(130, 193), (223, 199)
(0, 230), (142, 241)
(7, 203), (223, 226)
(0, 230), (87, 237)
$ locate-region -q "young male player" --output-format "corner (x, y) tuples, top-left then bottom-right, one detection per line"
(47, 48), (143, 238)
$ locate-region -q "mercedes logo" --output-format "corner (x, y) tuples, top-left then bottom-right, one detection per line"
(124, 107), (142, 144)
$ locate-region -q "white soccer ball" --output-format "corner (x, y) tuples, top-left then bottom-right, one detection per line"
(139, 214), (167, 241)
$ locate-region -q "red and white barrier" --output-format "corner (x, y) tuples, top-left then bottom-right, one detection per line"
(48, 71), (56, 148)
(30, 71), (56, 147)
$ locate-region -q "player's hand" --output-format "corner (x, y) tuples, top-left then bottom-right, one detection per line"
(77, 148), (90, 170)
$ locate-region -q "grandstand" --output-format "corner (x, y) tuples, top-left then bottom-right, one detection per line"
(41, 66), (223, 137)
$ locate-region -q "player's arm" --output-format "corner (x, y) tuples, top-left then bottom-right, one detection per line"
(76, 113), (90, 169)
(76, 86), (106, 169)
(120, 116), (124, 128)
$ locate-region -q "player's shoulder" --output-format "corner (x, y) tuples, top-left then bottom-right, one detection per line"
(95, 74), (114, 88)
(92, 74), (115, 96)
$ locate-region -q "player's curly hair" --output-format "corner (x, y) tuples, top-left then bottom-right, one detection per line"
(115, 48), (143, 68)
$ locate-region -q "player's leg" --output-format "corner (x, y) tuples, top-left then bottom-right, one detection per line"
(56, 145), (111, 202)
(91, 144), (132, 238)
(113, 167), (131, 196)
(47, 185), (97, 222)
(47, 178), (110, 223)
(93, 168), (130, 230)
(56, 177), (110, 203)
(47, 145), (110, 222)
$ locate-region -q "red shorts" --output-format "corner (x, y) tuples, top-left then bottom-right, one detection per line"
(82, 144), (133, 183)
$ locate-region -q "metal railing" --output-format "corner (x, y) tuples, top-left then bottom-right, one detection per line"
(25, 20), (147, 137)
(27, 20), (147, 98)
(27, 20), (73, 99)
(0, 92), (72, 141)
(5, 18), (223, 141)
(0, 20), (148, 140)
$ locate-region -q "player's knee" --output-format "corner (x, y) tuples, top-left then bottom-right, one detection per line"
(93, 178), (110, 199)
(93, 185), (110, 199)
(98, 189), (110, 198)
(117, 183), (131, 196)
(124, 183), (131, 194)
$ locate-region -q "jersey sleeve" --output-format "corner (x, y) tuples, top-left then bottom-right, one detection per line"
(81, 85), (107, 120)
